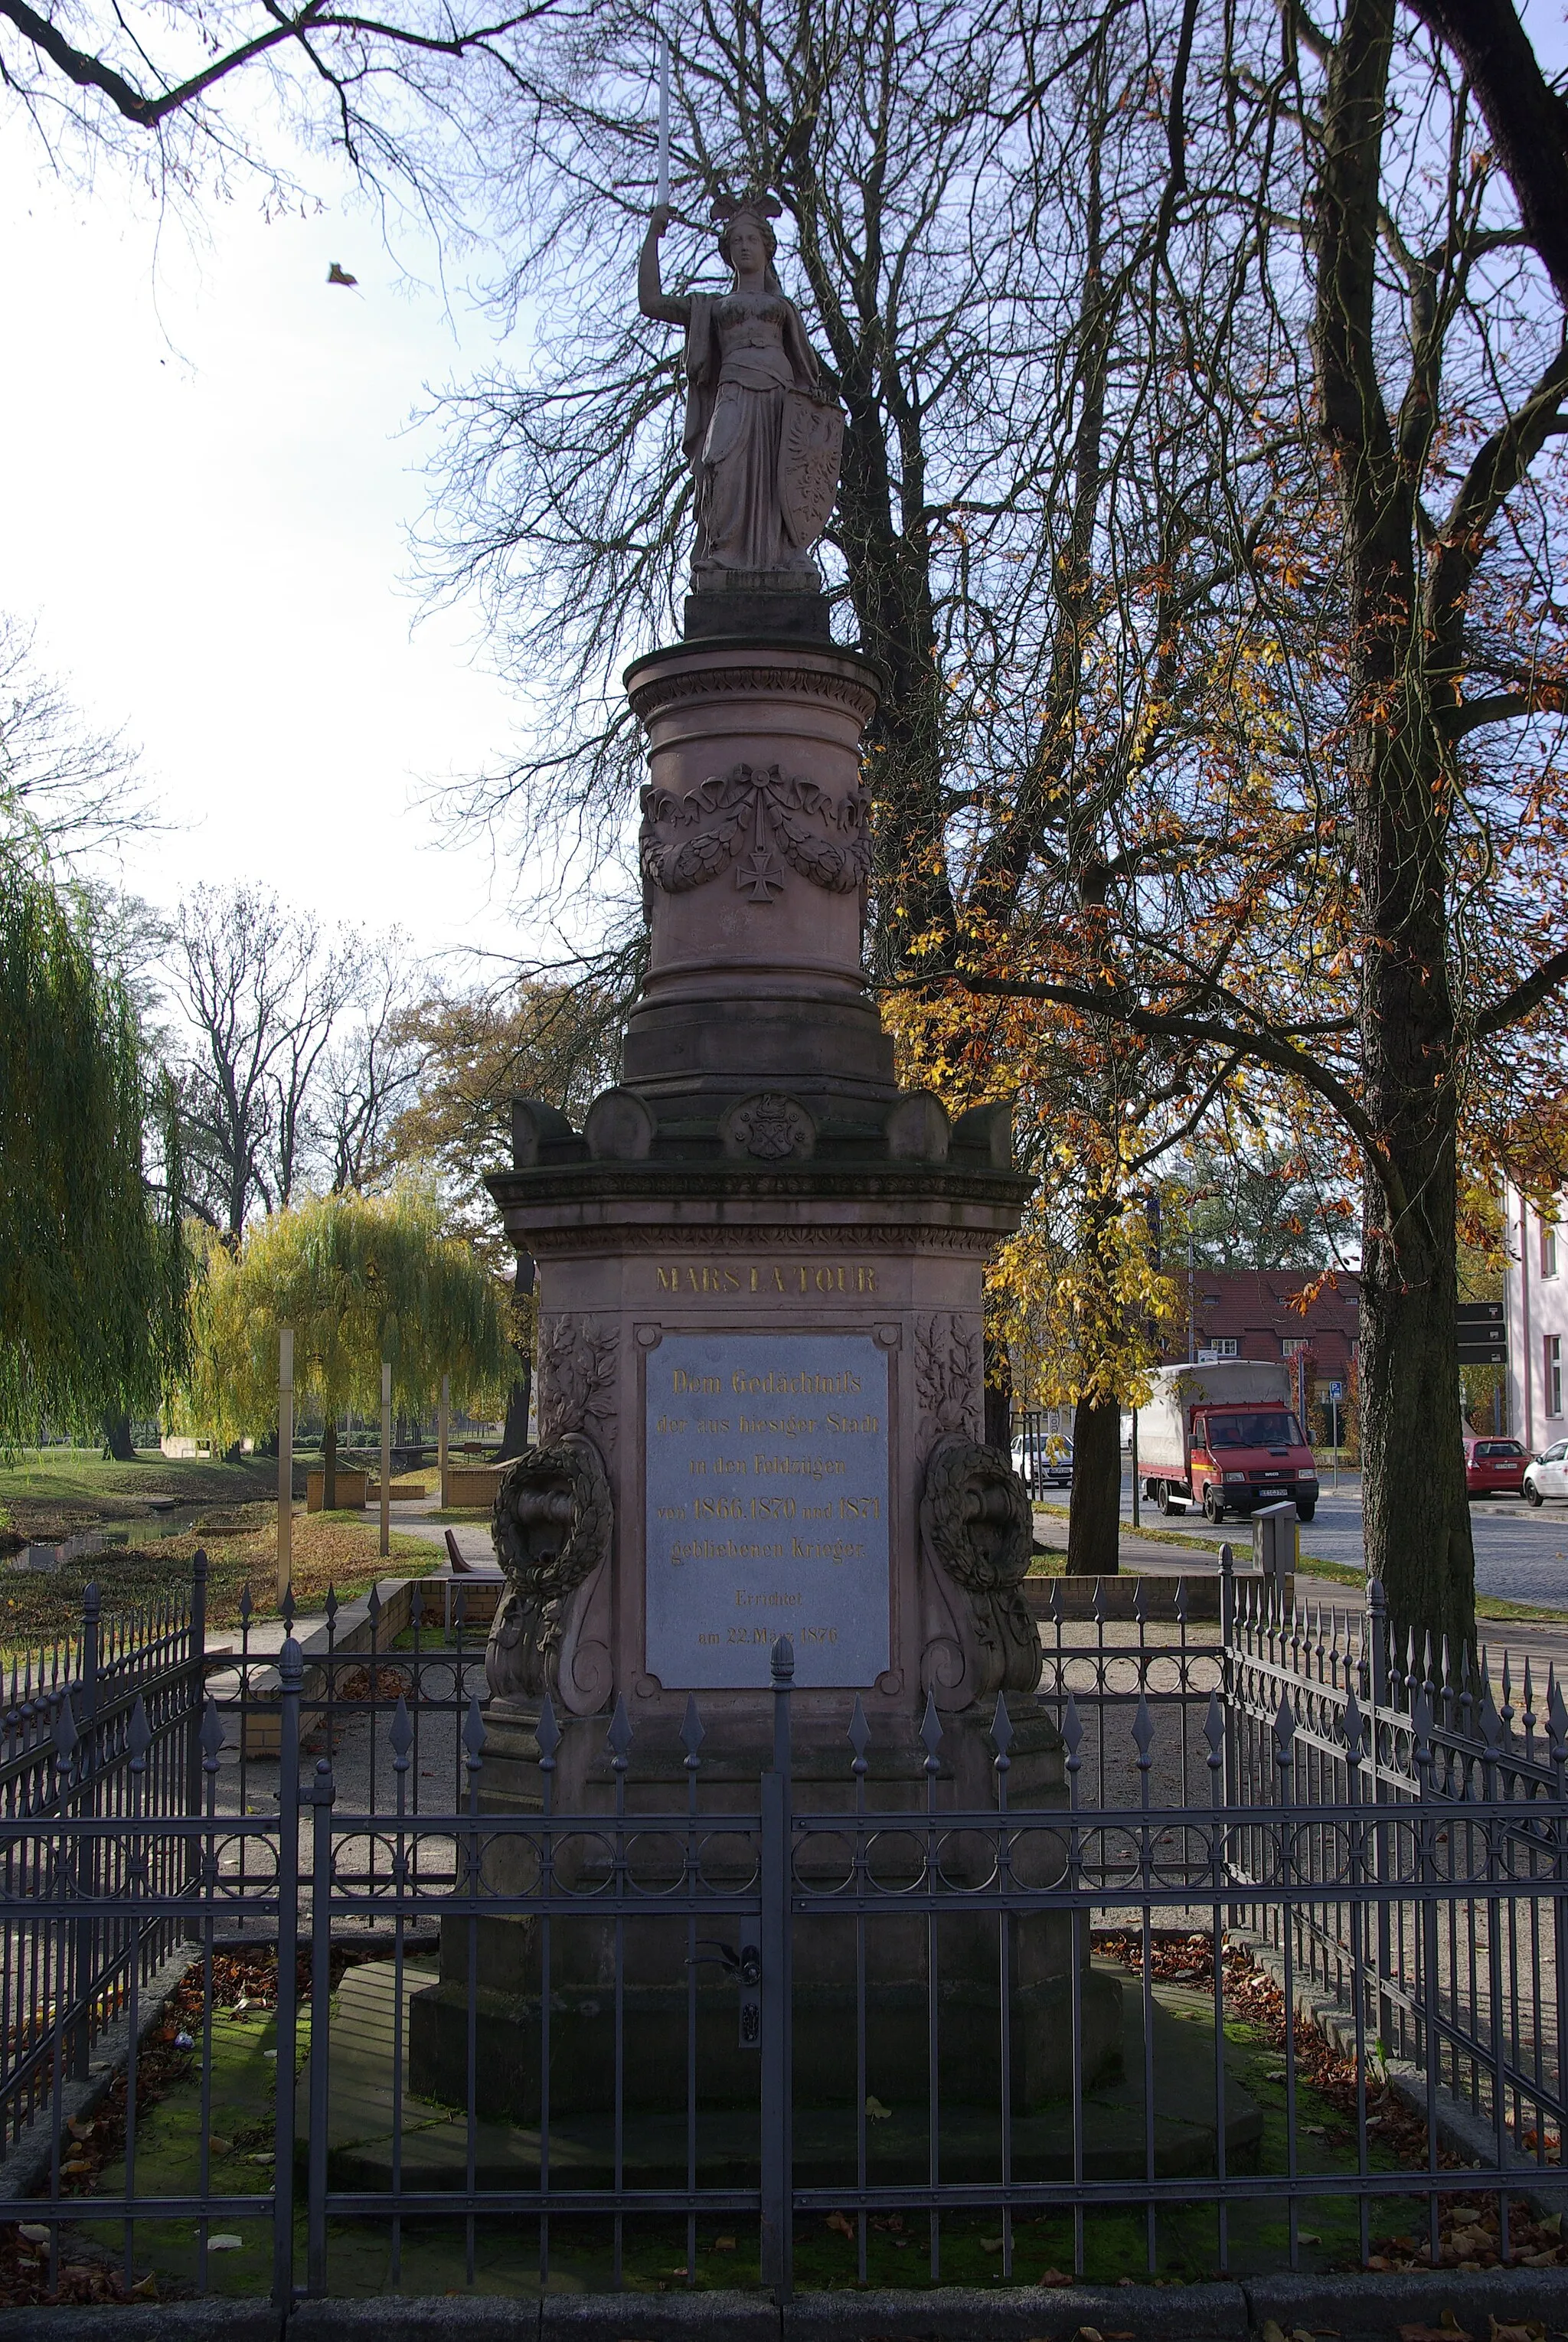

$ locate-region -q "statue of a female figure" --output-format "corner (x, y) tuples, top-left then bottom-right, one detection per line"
(639, 194), (843, 592)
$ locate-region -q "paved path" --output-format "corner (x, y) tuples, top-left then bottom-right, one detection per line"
(390, 1494), (497, 1570)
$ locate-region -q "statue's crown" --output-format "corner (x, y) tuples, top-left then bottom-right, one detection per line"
(710, 188), (782, 226)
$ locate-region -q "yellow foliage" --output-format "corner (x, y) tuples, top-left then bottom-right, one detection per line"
(176, 1184), (511, 1444)
(991, 1195), (1179, 1412)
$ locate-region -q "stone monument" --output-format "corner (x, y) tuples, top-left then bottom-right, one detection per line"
(408, 194), (1120, 2125)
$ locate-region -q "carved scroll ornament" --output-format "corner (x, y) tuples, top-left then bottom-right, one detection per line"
(639, 761), (870, 907)
(917, 1433), (1040, 1710)
(486, 1432), (614, 1713)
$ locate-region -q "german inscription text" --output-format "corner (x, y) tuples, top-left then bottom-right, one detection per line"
(644, 1331), (890, 1688)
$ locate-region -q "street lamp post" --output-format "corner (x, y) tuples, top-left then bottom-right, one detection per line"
(380, 1359), (392, 1562)
(277, 1328), (294, 1606)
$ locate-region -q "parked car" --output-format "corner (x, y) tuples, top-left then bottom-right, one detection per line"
(1524, 1440), (1568, 1506)
(1011, 1429), (1073, 1488)
(1463, 1436), (1527, 1497)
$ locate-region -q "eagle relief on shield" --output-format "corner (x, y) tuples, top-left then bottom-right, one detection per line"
(779, 390), (844, 551)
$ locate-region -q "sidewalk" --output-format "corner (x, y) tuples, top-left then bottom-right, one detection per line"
(1033, 1501), (1246, 1581)
(385, 1491), (498, 1570)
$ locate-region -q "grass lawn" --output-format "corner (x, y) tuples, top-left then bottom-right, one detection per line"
(60, 1946), (1440, 2301)
(0, 1449), (278, 1542)
(0, 1450), (439, 1649)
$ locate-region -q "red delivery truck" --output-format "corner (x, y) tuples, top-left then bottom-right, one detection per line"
(1135, 1361), (1319, 1524)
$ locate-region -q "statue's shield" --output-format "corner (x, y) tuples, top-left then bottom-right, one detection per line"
(779, 392), (844, 548)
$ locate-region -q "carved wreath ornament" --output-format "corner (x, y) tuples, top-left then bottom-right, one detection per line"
(640, 761), (871, 906)
(918, 1433), (1040, 1708)
(485, 1433), (615, 1712)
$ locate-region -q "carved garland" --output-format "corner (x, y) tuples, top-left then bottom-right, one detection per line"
(486, 1432), (615, 1712)
(640, 761), (871, 904)
(913, 1311), (984, 1442)
(537, 1315), (620, 1458)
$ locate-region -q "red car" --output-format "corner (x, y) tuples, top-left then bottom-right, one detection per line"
(1464, 1436), (1527, 1497)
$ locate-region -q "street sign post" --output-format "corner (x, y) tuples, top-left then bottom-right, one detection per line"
(1456, 1300), (1507, 1367)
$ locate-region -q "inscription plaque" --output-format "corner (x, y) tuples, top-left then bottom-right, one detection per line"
(644, 1331), (890, 1688)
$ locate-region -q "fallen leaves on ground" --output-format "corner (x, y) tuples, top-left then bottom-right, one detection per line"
(0, 1940), (391, 2306)
(1095, 1930), (1568, 2277)
(1369, 2199), (1566, 2275)
(0, 1503), (439, 1650)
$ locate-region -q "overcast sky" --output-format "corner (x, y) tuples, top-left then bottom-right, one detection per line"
(0, 135), (553, 967)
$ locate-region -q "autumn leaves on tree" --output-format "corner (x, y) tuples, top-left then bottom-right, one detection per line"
(417, 0), (1568, 1643)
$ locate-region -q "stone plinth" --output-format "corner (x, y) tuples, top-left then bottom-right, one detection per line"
(684, 575), (831, 642)
(406, 621), (1122, 2120)
(621, 637), (890, 1119)
(407, 1697), (1122, 2119)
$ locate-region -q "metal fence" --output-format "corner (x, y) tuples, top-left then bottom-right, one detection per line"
(0, 1565), (205, 2158)
(0, 1552), (1565, 2306)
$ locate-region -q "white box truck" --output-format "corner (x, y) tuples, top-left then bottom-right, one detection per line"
(1135, 1361), (1318, 1524)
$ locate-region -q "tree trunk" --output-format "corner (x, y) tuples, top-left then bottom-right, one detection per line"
(1066, 1396), (1122, 1575)
(1314, 0), (1476, 1653)
(100, 1410), (136, 1462)
(1349, 838), (1478, 1651)
(790, 178), (958, 982)
(323, 1415), (338, 1511)
(499, 1259), (536, 1461)
(1360, 1165), (1474, 1654)
(983, 1328), (1013, 1453)
(500, 1374), (532, 1459)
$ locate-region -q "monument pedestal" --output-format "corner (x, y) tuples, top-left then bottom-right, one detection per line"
(407, 621), (1121, 2120)
(407, 1697), (1122, 2118)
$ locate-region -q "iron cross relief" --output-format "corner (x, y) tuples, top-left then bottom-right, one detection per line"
(736, 848), (786, 902)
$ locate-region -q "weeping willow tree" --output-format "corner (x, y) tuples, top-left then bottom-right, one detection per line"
(180, 1185), (511, 1504)
(0, 872), (188, 1452)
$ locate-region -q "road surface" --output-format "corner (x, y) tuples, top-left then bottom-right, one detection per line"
(1098, 1469), (1568, 1611)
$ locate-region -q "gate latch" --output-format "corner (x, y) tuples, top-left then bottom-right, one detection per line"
(687, 1933), (763, 2048)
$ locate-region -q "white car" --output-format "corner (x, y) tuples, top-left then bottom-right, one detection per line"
(1011, 1432), (1073, 1489)
(1524, 1440), (1568, 1505)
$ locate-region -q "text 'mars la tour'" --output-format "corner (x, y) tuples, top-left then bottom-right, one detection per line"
(655, 1262), (880, 1295)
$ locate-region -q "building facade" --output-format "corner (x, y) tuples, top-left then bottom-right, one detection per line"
(1146, 1266), (1360, 1445)
(1158, 1266), (1361, 1387)
(1504, 1184), (1568, 1453)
